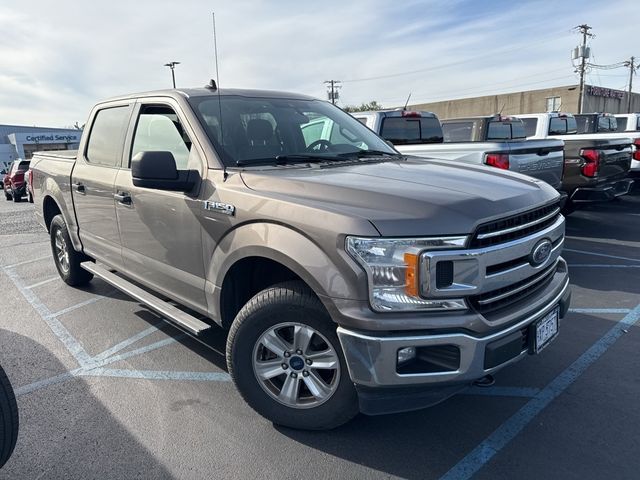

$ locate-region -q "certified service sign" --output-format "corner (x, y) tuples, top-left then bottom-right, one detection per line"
(530, 239), (553, 266)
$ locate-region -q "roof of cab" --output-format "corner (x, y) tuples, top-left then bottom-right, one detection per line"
(102, 87), (318, 103)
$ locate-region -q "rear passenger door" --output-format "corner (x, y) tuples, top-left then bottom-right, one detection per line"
(113, 100), (207, 313)
(72, 102), (133, 268)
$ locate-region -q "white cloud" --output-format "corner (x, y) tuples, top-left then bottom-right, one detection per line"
(1, 0), (637, 126)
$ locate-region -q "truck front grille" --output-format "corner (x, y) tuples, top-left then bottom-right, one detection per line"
(470, 202), (561, 249)
(470, 262), (558, 314)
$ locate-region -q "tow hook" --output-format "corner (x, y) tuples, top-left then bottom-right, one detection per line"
(473, 374), (495, 387)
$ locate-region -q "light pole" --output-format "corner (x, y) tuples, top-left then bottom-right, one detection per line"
(164, 61), (180, 88)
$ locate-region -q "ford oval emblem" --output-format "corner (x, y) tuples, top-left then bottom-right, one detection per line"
(530, 239), (553, 266)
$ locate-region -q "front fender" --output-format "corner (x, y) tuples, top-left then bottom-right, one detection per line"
(204, 222), (368, 323)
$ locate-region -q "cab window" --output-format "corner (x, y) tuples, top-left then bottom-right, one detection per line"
(131, 105), (192, 169)
(86, 105), (132, 167)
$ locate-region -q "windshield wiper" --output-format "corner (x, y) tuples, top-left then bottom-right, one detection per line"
(337, 149), (401, 158)
(236, 154), (345, 167)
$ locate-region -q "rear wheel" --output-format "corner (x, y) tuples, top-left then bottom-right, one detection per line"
(0, 364), (18, 468)
(50, 214), (93, 286)
(227, 281), (358, 430)
(11, 190), (20, 203)
(4, 186), (11, 201)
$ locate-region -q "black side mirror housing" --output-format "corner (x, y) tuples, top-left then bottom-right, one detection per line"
(131, 151), (197, 191)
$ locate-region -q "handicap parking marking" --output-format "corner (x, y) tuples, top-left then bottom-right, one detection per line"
(563, 248), (640, 263)
(91, 324), (164, 363)
(440, 303), (640, 480)
(47, 290), (117, 318)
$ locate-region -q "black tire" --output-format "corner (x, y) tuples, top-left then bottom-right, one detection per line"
(0, 364), (18, 468)
(27, 192), (33, 204)
(227, 281), (358, 430)
(50, 214), (94, 286)
(12, 192), (20, 203)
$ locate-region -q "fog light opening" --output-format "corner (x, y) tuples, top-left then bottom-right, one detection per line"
(397, 347), (417, 365)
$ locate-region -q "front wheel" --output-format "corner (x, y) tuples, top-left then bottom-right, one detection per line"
(227, 281), (358, 430)
(50, 214), (94, 286)
(4, 187), (12, 201)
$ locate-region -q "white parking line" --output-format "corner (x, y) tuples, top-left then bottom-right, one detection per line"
(25, 276), (59, 289)
(48, 291), (117, 318)
(83, 368), (230, 382)
(3, 254), (51, 269)
(92, 324), (163, 362)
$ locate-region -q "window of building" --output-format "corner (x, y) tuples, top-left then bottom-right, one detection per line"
(546, 96), (561, 112)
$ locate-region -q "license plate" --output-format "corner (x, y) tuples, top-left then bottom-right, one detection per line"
(532, 306), (559, 353)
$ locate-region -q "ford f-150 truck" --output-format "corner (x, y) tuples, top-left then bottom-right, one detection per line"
(516, 112), (633, 213)
(31, 86), (570, 430)
(353, 110), (565, 189)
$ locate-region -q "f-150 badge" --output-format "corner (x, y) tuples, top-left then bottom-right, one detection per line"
(204, 201), (236, 216)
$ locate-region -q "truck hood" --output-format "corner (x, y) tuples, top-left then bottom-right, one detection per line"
(240, 157), (559, 236)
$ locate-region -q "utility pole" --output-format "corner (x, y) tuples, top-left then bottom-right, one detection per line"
(164, 61), (180, 88)
(575, 24), (593, 114)
(624, 56), (636, 113)
(324, 80), (342, 105)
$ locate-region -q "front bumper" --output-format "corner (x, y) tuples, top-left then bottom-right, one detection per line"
(570, 178), (634, 202)
(337, 264), (570, 390)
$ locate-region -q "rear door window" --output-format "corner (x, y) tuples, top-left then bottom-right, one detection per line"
(380, 117), (443, 144)
(442, 121), (475, 142)
(86, 105), (133, 167)
(521, 118), (538, 137)
(614, 117), (628, 132)
(486, 120), (526, 140)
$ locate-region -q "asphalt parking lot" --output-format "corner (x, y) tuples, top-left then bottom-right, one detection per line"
(0, 191), (639, 480)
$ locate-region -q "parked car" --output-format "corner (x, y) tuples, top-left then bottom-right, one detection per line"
(25, 169), (34, 203)
(515, 112), (633, 213)
(572, 113), (640, 177)
(3, 159), (30, 202)
(32, 86), (570, 430)
(353, 111), (565, 189)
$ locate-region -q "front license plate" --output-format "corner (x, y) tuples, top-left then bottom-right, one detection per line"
(533, 306), (559, 353)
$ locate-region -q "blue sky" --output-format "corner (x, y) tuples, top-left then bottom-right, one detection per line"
(1, 0), (637, 126)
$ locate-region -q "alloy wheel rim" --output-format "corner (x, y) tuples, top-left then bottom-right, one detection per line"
(252, 322), (340, 409)
(54, 229), (70, 273)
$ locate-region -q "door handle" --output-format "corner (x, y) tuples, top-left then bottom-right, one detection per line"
(114, 192), (132, 206)
(72, 182), (86, 194)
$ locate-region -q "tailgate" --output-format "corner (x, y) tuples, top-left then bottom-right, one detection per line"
(505, 140), (564, 188)
(594, 139), (632, 179)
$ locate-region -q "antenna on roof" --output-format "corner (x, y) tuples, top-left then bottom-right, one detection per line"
(498, 102), (506, 116)
(403, 93), (412, 110)
(212, 12), (227, 181)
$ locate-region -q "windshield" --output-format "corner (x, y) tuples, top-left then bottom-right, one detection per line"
(188, 95), (397, 167)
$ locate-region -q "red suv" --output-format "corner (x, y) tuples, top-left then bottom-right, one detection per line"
(3, 160), (30, 202)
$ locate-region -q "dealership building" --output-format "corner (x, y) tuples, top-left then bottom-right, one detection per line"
(0, 124), (81, 171)
(407, 84), (640, 120)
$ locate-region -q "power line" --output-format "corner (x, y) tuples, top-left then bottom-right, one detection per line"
(342, 28), (572, 84)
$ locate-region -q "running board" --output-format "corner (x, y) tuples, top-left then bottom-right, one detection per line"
(81, 262), (211, 335)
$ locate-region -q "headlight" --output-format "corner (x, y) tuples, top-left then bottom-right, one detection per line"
(346, 236), (468, 312)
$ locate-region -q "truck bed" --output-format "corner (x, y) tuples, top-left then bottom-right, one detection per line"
(395, 138), (565, 189)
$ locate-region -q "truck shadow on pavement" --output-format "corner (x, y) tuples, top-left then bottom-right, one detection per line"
(0, 329), (174, 480)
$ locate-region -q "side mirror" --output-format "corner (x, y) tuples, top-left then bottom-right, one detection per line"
(131, 151), (197, 191)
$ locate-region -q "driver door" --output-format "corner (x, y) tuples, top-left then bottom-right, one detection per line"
(113, 100), (207, 313)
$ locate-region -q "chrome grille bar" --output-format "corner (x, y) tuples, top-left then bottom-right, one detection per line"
(476, 208), (561, 240)
(477, 262), (558, 306)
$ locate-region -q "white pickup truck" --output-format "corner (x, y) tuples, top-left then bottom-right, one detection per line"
(352, 110), (565, 189)
(613, 113), (640, 174)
